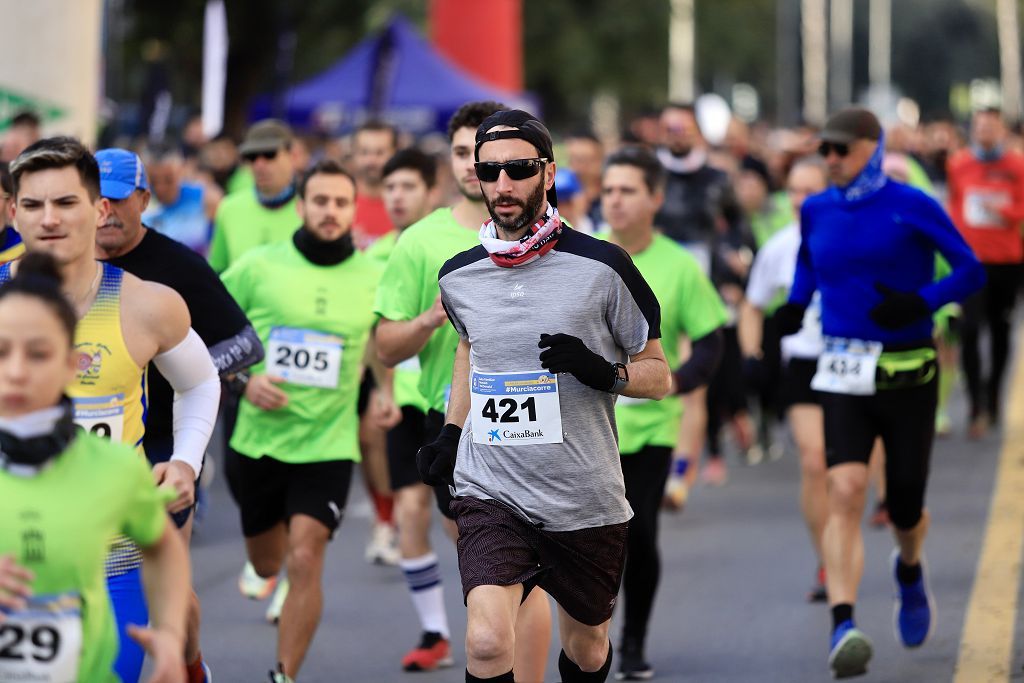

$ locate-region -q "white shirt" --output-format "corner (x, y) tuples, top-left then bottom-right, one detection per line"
(745, 223), (823, 360)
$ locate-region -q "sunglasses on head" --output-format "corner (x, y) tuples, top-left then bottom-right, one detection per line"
(243, 149), (279, 163)
(818, 141), (850, 158)
(474, 158), (548, 182)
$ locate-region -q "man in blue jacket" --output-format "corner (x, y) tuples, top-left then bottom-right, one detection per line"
(777, 107), (984, 679)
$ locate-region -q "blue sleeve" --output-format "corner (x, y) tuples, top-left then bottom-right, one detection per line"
(912, 193), (985, 310)
(788, 202), (817, 307)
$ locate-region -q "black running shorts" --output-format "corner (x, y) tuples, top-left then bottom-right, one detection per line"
(387, 405), (428, 490)
(780, 357), (821, 408)
(451, 496), (628, 626)
(237, 455), (353, 538)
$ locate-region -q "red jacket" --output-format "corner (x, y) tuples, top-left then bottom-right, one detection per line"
(947, 148), (1024, 264)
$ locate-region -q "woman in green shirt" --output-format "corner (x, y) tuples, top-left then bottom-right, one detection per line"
(0, 252), (190, 683)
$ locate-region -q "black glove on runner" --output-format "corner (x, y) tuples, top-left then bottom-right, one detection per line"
(869, 283), (931, 330)
(416, 423), (462, 487)
(538, 333), (616, 392)
(773, 302), (807, 337)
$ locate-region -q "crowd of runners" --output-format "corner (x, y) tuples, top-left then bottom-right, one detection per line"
(0, 92), (1021, 682)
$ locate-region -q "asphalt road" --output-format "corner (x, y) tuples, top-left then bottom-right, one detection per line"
(185, 359), (1012, 683)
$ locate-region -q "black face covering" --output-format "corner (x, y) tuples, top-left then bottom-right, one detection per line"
(293, 228), (355, 266)
(0, 399), (77, 472)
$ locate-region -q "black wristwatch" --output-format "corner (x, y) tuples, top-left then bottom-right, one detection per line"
(610, 362), (629, 394)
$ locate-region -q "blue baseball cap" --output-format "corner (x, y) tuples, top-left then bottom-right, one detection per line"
(95, 148), (149, 200)
(555, 168), (582, 203)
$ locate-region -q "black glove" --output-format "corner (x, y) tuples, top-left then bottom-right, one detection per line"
(869, 283), (931, 330)
(416, 423), (462, 487)
(774, 302), (807, 337)
(538, 333), (615, 392)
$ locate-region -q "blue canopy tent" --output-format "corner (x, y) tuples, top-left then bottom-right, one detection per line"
(250, 16), (535, 135)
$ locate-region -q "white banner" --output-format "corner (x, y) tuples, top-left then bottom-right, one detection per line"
(202, 0), (228, 138)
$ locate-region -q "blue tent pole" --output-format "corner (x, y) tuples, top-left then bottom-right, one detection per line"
(367, 19), (398, 119)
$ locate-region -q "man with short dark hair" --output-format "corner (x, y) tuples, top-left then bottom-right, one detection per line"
(779, 107), (984, 678)
(352, 120), (399, 248)
(375, 102), (555, 681)
(0, 162), (24, 264)
(5, 136), (220, 683)
(222, 159), (397, 683)
(946, 107), (1024, 438)
(95, 147), (265, 683)
(421, 109), (672, 683)
(598, 145), (726, 680)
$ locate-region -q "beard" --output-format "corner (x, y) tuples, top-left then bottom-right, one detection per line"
(457, 179), (484, 201)
(485, 179), (546, 236)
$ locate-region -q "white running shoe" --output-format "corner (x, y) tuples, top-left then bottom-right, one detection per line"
(238, 561), (277, 600)
(265, 578), (290, 625)
(364, 522), (401, 566)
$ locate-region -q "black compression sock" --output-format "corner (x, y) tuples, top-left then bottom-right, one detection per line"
(466, 670), (514, 683)
(896, 558), (923, 585)
(831, 603), (854, 631)
(558, 643), (613, 682)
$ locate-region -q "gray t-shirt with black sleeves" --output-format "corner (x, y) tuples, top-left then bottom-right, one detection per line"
(438, 227), (661, 531)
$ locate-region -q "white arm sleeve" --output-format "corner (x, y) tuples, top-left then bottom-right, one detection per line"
(152, 328), (221, 480)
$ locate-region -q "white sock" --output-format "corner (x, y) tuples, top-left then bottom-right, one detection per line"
(400, 552), (449, 638)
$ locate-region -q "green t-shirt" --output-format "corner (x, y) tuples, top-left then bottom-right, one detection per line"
(751, 192), (795, 248)
(226, 166), (255, 195)
(208, 190), (299, 273)
(365, 231), (429, 412)
(373, 208), (479, 413)
(598, 232), (729, 454)
(0, 434), (167, 683)
(223, 240), (382, 463)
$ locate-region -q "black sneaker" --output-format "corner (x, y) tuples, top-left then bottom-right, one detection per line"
(807, 565), (827, 603)
(616, 637), (653, 680)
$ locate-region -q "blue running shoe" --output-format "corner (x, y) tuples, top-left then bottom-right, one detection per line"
(891, 549), (935, 648)
(828, 620), (872, 679)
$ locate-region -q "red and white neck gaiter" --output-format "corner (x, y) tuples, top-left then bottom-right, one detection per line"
(478, 206), (563, 268)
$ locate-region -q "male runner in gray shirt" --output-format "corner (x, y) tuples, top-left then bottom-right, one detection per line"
(417, 110), (671, 683)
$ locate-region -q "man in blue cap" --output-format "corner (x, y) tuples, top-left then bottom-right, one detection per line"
(95, 147), (264, 683)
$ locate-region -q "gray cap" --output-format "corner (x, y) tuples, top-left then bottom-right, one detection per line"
(820, 107), (882, 144)
(239, 119), (293, 155)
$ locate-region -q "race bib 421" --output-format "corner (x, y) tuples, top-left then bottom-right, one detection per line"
(470, 370), (563, 446)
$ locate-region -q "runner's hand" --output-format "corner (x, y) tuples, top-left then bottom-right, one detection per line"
(369, 388), (402, 429)
(417, 424), (462, 487)
(0, 555), (33, 619)
(245, 373), (289, 411)
(870, 283), (931, 330)
(128, 624), (184, 683)
(774, 303), (807, 337)
(153, 461), (196, 513)
(419, 295), (449, 331)
(538, 333), (615, 392)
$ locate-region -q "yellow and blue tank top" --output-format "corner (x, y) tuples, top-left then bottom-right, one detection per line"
(0, 260), (149, 575)
(0, 228), (24, 265)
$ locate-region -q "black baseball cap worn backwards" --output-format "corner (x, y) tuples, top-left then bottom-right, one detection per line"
(475, 109), (558, 207)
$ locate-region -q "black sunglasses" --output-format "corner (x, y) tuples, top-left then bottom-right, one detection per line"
(474, 158), (548, 182)
(818, 141), (850, 158)
(243, 149), (279, 163)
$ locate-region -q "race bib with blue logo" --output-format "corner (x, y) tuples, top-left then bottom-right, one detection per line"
(470, 370), (563, 446)
(0, 592), (83, 683)
(266, 327), (343, 389)
(811, 336), (882, 395)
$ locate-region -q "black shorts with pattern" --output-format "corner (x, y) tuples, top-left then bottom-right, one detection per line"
(451, 496), (628, 626)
